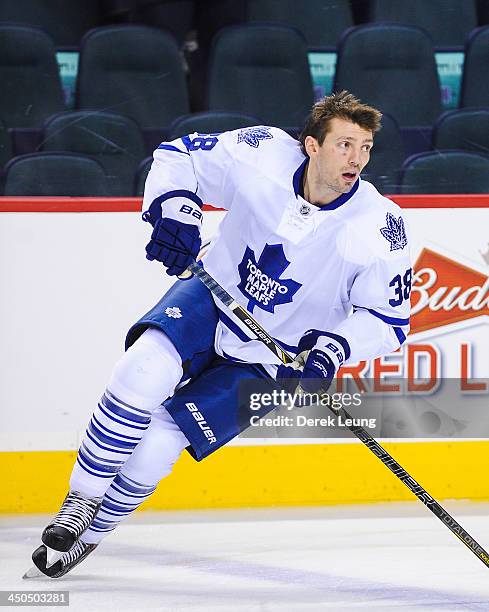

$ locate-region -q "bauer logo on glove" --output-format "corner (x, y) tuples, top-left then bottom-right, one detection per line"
(276, 329), (350, 396)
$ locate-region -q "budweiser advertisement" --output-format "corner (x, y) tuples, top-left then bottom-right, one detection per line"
(320, 206), (489, 438)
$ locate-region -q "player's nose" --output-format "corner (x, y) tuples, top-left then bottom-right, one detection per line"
(348, 148), (361, 167)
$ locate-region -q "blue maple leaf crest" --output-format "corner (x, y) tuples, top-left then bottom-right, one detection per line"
(237, 244), (302, 313)
(380, 213), (407, 251)
(237, 127), (273, 148)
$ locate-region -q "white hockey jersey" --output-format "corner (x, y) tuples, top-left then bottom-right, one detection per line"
(142, 126), (411, 369)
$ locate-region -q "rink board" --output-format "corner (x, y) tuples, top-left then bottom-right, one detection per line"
(1, 441), (489, 513)
(1, 195), (489, 513)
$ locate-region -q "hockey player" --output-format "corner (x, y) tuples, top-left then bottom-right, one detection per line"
(29, 91), (411, 577)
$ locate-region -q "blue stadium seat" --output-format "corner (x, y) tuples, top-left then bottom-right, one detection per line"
(246, 0), (353, 47)
(361, 113), (405, 194)
(433, 108), (489, 153)
(367, 0), (477, 47)
(42, 111), (146, 196)
(399, 150), (489, 193)
(207, 24), (314, 128)
(4, 153), (110, 196)
(169, 112), (262, 139)
(77, 26), (189, 129)
(460, 26), (489, 107)
(0, 25), (65, 128)
(134, 156), (153, 197)
(334, 24), (442, 127)
(0, 0), (101, 46)
(0, 119), (13, 170)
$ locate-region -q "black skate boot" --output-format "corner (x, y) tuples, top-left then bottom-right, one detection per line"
(42, 490), (102, 552)
(31, 540), (98, 578)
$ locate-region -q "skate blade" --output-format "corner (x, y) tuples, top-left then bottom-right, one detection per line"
(45, 546), (63, 568)
(23, 566), (44, 579)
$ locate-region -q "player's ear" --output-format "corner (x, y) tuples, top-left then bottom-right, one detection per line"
(304, 136), (319, 157)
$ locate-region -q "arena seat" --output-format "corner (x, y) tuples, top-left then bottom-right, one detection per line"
(399, 150), (489, 193)
(460, 26), (489, 107)
(361, 113), (405, 194)
(246, 0), (353, 47)
(3, 152), (110, 196)
(77, 26), (189, 129)
(207, 24), (314, 128)
(0, 119), (13, 170)
(334, 24), (442, 127)
(134, 156), (153, 197)
(367, 0), (477, 47)
(0, 0), (101, 47)
(433, 108), (489, 153)
(0, 25), (65, 128)
(168, 112), (262, 139)
(42, 111), (146, 196)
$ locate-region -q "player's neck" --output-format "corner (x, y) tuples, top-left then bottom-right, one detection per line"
(303, 164), (343, 207)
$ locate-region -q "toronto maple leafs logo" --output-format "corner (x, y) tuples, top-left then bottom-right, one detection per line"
(237, 127), (273, 148)
(237, 244), (302, 313)
(380, 213), (407, 251)
(165, 306), (182, 319)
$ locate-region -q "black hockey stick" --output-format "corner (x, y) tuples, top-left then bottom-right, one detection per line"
(187, 260), (489, 570)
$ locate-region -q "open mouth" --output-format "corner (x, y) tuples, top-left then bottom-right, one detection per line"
(342, 172), (356, 182)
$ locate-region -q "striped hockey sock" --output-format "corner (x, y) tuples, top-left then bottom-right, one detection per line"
(81, 472), (156, 544)
(70, 390), (152, 498)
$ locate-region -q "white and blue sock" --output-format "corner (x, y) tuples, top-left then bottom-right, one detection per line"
(70, 328), (183, 498)
(81, 406), (189, 544)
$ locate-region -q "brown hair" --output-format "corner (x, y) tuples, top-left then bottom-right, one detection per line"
(299, 90), (382, 155)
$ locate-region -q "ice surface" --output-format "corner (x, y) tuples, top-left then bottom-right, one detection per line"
(1, 503), (489, 611)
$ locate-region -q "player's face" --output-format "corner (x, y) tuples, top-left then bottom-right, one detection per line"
(304, 118), (373, 203)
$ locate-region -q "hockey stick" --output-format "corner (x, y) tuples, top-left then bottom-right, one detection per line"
(187, 261), (489, 570)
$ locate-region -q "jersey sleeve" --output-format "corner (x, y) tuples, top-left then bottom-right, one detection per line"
(142, 131), (235, 227)
(331, 214), (411, 364)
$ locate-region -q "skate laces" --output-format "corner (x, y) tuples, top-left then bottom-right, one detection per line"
(52, 491), (101, 537)
(61, 540), (89, 566)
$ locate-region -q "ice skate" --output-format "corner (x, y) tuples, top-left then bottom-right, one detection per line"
(41, 490), (102, 553)
(26, 540), (98, 578)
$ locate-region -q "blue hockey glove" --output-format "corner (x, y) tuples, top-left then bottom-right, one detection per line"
(276, 330), (348, 395)
(145, 217), (201, 277)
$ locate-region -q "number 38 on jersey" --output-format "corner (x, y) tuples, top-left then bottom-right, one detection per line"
(389, 267), (412, 307)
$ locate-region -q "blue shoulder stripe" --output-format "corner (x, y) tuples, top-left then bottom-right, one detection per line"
(364, 307), (410, 326)
(157, 144), (190, 155)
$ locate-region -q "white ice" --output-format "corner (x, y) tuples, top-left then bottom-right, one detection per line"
(1, 502), (489, 611)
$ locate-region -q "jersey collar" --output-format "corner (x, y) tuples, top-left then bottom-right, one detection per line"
(292, 158), (360, 211)
(317, 178), (360, 211)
